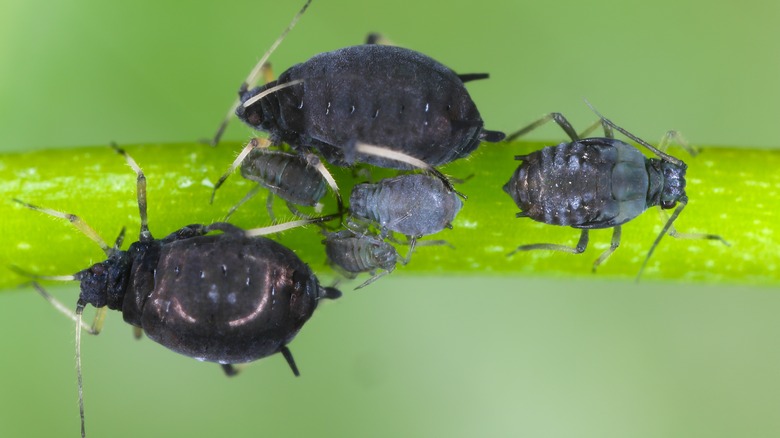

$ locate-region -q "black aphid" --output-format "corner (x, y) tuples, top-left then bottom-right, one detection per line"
(13, 145), (340, 437)
(209, 0), (503, 200)
(503, 107), (728, 278)
(235, 42), (505, 169)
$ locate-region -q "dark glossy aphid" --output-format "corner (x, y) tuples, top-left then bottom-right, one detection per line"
(237, 43), (505, 169)
(323, 228), (401, 289)
(14, 145), (340, 437)
(350, 173), (463, 241)
(503, 109), (728, 278)
(210, 0), (504, 170)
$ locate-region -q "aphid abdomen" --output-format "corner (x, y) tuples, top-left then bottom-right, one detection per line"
(240, 150), (327, 206)
(275, 45), (487, 168)
(506, 139), (653, 229)
(139, 234), (319, 364)
(351, 174), (462, 237)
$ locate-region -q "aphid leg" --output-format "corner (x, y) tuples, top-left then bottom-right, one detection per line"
(508, 229), (589, 257)
(576, 118), (613, 138)
(592, 226), (621, 272)
(280, 346), (300, 376)
(637, 199), (689, 281)
(212, 137), (272, 203)
(355, 270), (391, 290)
(448, 173), (474, 185)
(285, 201), (322, 220)
(665, 223), (729, 245)
(657, 130), (699, 157)
(261, 62), (275, 84)
(585, 102), (687, 167)
(353, 142), (465, 199)
(112, 227), (126, 252)
(12, 199), (112, 256)
(223, 184), (264, 221)
(304, 153), (343, 216)
(267, 193), (278, 221)
(414, 239), (455, 249)
(111, 144), (153, 241)
(206, 0), (312, 146)
(342, 217), (373, 236)
(635, 204), (729, 282)
(28, 282), (104, 334)
(505, 112), (580, 142)
(326, 257), (360, 284)
(386, 233), (454, 250)
(402, 237), (417, 265)
(132, 327), (143, 340)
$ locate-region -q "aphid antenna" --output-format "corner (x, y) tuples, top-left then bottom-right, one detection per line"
(12, 199), (114, 256)
(10, 265), (76, 282)
(244, 214), (339, 237)
(25, 276), (103, 437)
(636, 196), (688, 282)
(242, 79), (304, 108)
(111, 144), (153, 242)
(209, 0), (313, 146)
(223, 184), (264, 222)
(212, 137), (272, 204)
(353, 142), (466, 199)
(11, 193), (118, 437)
(584, 100), (686, 167)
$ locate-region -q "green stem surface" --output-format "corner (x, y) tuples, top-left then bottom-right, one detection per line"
(0, 142), (776, 290)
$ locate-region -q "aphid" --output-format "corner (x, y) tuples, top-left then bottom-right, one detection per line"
(322, 227), (401, 289)
(350, 173), (463, 247)
(212, 137), (342, 217)
(210, 0), (504, 184)
(14, 145), (340, 437)
(503, 107), (728, 279)
(223, 140), (332, 220)
(236, 42), (505, 169)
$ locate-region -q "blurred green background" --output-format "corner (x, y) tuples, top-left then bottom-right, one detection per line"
(1, 0), (779, 437)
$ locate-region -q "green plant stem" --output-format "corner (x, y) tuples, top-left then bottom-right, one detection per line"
(0, 142), (776, 290)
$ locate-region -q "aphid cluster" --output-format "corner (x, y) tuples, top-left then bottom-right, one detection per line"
(11, 0), (729, 436)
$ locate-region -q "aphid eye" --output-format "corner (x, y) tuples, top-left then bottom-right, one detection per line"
(661, 200), (677, 209)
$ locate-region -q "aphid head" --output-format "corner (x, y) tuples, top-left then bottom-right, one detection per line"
(660, 160), (687, 209)
(236, 86), (271, 130)
(74, 251), (132, 311)
(370, 240), (398, 272)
